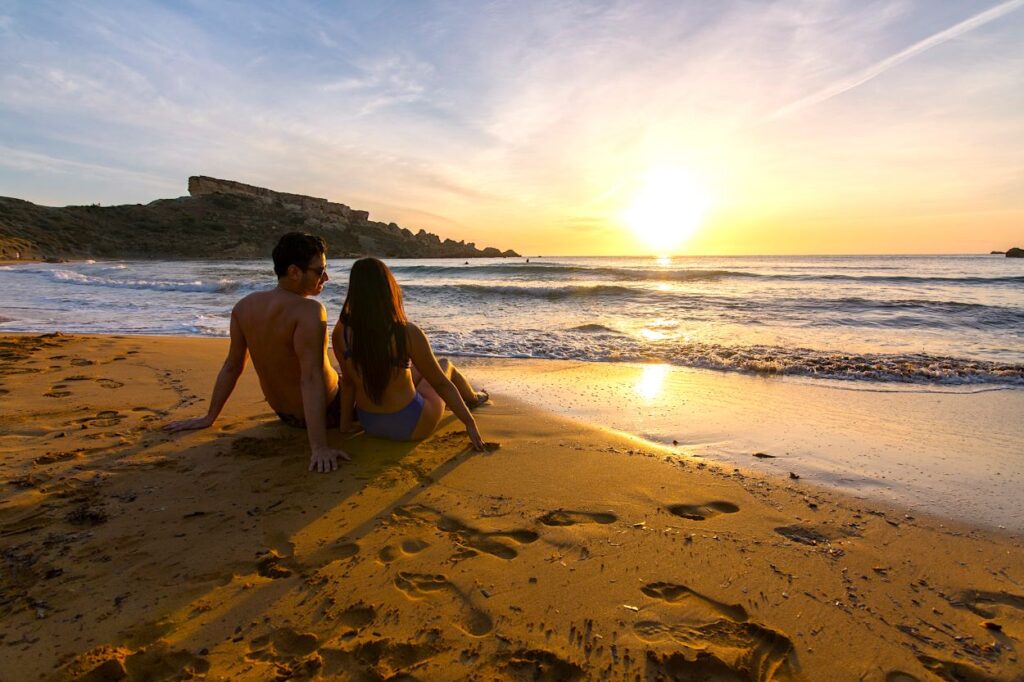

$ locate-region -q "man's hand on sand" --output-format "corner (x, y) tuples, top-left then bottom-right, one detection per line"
(163, 415), (215, 432)
(309, 445), (351, 473)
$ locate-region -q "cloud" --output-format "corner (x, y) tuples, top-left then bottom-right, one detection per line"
(772, 0), (1024, 118)
(0, 145), (170, 188)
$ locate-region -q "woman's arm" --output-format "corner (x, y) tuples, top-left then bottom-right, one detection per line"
(406, 324), (484, 450)
(339, 367), (358, 433)
(331, 323), (359, 433)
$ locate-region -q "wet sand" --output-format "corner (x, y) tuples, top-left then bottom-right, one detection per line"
(453, 357), (1024, 533)
(1, 333), (1023, 681)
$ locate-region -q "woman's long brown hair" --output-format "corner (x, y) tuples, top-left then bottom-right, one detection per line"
(339, 258), (409, 403)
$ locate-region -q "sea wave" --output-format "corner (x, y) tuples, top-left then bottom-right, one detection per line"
(391, 263), (744, 282)
(403, 282), (645, 300)
(783, 273), (1024, 285)
(403, 283), (1023, 328)
(49, 270), (244, 294)
(567, 323), (622, 334)
(429, 330), (1024, 385)
(389, 262), (1024, 286)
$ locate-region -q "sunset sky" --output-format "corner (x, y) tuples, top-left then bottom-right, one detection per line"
(1, 1), (1022, 256)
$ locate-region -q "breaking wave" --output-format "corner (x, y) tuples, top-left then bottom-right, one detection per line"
(49, 270), (244, 294)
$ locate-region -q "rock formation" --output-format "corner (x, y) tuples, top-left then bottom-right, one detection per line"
(1006, 247), (1023, 258)
(0, 176), (519, 261)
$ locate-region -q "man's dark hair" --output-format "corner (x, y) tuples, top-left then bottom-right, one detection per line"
(272, 233), (327, 278)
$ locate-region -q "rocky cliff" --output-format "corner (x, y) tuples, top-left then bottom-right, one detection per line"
(0, 176), (519, 261)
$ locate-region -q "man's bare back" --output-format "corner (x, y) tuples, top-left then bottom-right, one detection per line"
(234, 289), (338, 419)
(164, 233), (349, 472)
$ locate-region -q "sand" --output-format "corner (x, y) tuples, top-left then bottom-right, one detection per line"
(450, 358), (1024, 533)
(1, 333), (1023, 681)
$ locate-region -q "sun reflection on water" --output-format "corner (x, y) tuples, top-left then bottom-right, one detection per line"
(635, 364), (670, 400)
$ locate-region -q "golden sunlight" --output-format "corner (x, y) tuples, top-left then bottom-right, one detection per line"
(621, 168), (710, 254)
(634, 364), (670, 400)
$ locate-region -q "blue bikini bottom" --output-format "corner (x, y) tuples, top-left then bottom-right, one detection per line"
(356, 392), (425, 441)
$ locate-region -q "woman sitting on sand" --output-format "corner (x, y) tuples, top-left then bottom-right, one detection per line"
(333, 257), (489, 450)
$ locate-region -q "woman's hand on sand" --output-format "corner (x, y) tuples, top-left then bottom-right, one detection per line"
(309, 445), (351, 473)
(339, 423), (363, 438)
(467, 423), (485, 451)
(163, 415), (215, 432)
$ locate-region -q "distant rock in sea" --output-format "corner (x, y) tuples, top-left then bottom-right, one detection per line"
(1007, 247), (1023, 258)
(990, 250), (1006, 255)
(0, 175), (520, 261)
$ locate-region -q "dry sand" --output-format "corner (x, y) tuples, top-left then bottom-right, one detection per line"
(1, 333), (1023, 681)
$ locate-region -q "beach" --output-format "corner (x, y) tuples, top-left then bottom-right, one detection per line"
(2, 333), (1023, 681)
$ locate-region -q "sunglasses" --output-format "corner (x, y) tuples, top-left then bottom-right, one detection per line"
(303, 265), (327, 277)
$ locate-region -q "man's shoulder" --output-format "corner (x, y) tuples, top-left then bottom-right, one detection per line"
(294, 296), (327, 316)
(234, 289), (272, 308)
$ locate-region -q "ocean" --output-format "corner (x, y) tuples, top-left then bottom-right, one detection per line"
(1, 254), (1022, 386)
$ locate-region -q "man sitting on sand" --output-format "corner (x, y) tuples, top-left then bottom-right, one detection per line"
(164, 232), (349, 473)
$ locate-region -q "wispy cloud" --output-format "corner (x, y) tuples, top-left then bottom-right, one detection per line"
(0, 145), (170, 188)
(772, 0), (1024, 118)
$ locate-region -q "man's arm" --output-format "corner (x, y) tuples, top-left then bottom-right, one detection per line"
(164, 307), (248, 432)
(295, 302), (350, 472)
(406, 324), (485, 451)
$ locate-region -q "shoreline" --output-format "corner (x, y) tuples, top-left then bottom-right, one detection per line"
(2, 333), (1024, 680)
(2, 332), (1023, 531)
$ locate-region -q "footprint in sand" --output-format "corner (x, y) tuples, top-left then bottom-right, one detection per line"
(34, 451), (80, 465)
(885, 672), (921, 682)
(498, 649), (585, 681)
(394, 504), (538, 560)
(667, 501), (740, 521)
(75, 411), (124, 429)
(774, 525), (832, 546)
(44, 389), (72, 398)
(951, 588), (1024, 619)
(247, 628), (320, 673)
(538, 509), (617, 526)
(641, 582), (748, 622)
(73, 643), (210, 681)
(916, 655), (990, 682)
(633, 618), (795, 682)
(318, 541), (360, 564)
(394, 571), (493, 636)
(378, 538), (430, 563)
(337, 603), (377, 630)
(245, 622), (317, 659)
(320, 637), (440, 679)
(256, 550), (293, 579)
(646, 649), (761, 682)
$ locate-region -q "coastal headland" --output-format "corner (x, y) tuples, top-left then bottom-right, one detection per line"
(0, 177), (520, 261)
(1, 333), (1023, 681)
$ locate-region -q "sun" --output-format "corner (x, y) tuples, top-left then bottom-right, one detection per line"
(621, 168), (710, 254)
